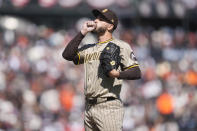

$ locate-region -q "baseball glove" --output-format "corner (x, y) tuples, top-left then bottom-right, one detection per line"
(100, 42), (121, 76)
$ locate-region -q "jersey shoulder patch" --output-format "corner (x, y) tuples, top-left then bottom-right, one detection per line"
(130, 52), (137, 61)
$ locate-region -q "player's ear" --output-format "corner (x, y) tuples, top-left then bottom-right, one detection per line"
(108, 24), (114, 32)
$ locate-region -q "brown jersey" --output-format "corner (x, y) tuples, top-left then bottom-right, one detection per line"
(74, 38), (139, 99)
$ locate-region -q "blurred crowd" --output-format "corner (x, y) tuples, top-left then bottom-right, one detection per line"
(1, 0), (197, 19)
(0, 18), (197, 131)
(1, 0), (197, 10)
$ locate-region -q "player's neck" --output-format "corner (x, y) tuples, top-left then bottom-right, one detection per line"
(98, 32), (113, 43)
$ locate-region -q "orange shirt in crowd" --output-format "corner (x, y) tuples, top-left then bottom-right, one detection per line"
(60, 89), (74, 112)
(185, 70), (197, 86)
(156, 93), (174, 115)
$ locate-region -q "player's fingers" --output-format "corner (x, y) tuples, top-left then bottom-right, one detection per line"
(87, 21), (95, 27)
(90, 21), (95, 25)
(87, 26), (95, 31)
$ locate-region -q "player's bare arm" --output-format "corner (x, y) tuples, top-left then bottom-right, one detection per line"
(108, 69), (120, 78)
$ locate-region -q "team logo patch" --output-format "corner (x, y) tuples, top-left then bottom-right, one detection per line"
(102, 9), (108, 13)
(130, 52), (137, 61)
(110, 60), (115, 65)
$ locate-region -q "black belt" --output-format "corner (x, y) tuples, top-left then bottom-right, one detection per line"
(86, 97), (116, 105)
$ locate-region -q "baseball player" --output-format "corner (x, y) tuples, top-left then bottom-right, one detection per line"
(62, 9), (141, 131)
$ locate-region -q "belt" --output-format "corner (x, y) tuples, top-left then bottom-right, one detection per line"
(86, 97), (116, 105)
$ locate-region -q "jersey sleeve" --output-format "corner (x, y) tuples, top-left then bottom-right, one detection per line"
(73, 46), (86, 65)
(120, 44), (139, 71)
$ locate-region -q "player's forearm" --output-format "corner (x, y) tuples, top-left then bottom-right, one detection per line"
(62, 32), (85, 61)
(118, 67), (141, 80)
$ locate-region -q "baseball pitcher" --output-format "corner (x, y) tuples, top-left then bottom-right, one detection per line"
(62, 8), (141, 131)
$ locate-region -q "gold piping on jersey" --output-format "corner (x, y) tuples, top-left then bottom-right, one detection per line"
(124, 64), (139, 70)
(97, 38), (113, 45)
(77, 53), (80, 65)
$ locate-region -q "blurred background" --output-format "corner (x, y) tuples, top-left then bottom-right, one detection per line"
(0, 0), (197, 131)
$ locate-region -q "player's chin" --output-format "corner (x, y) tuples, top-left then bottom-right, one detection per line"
(93, 27), (106, 34)
(92, 29), (100, 34)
